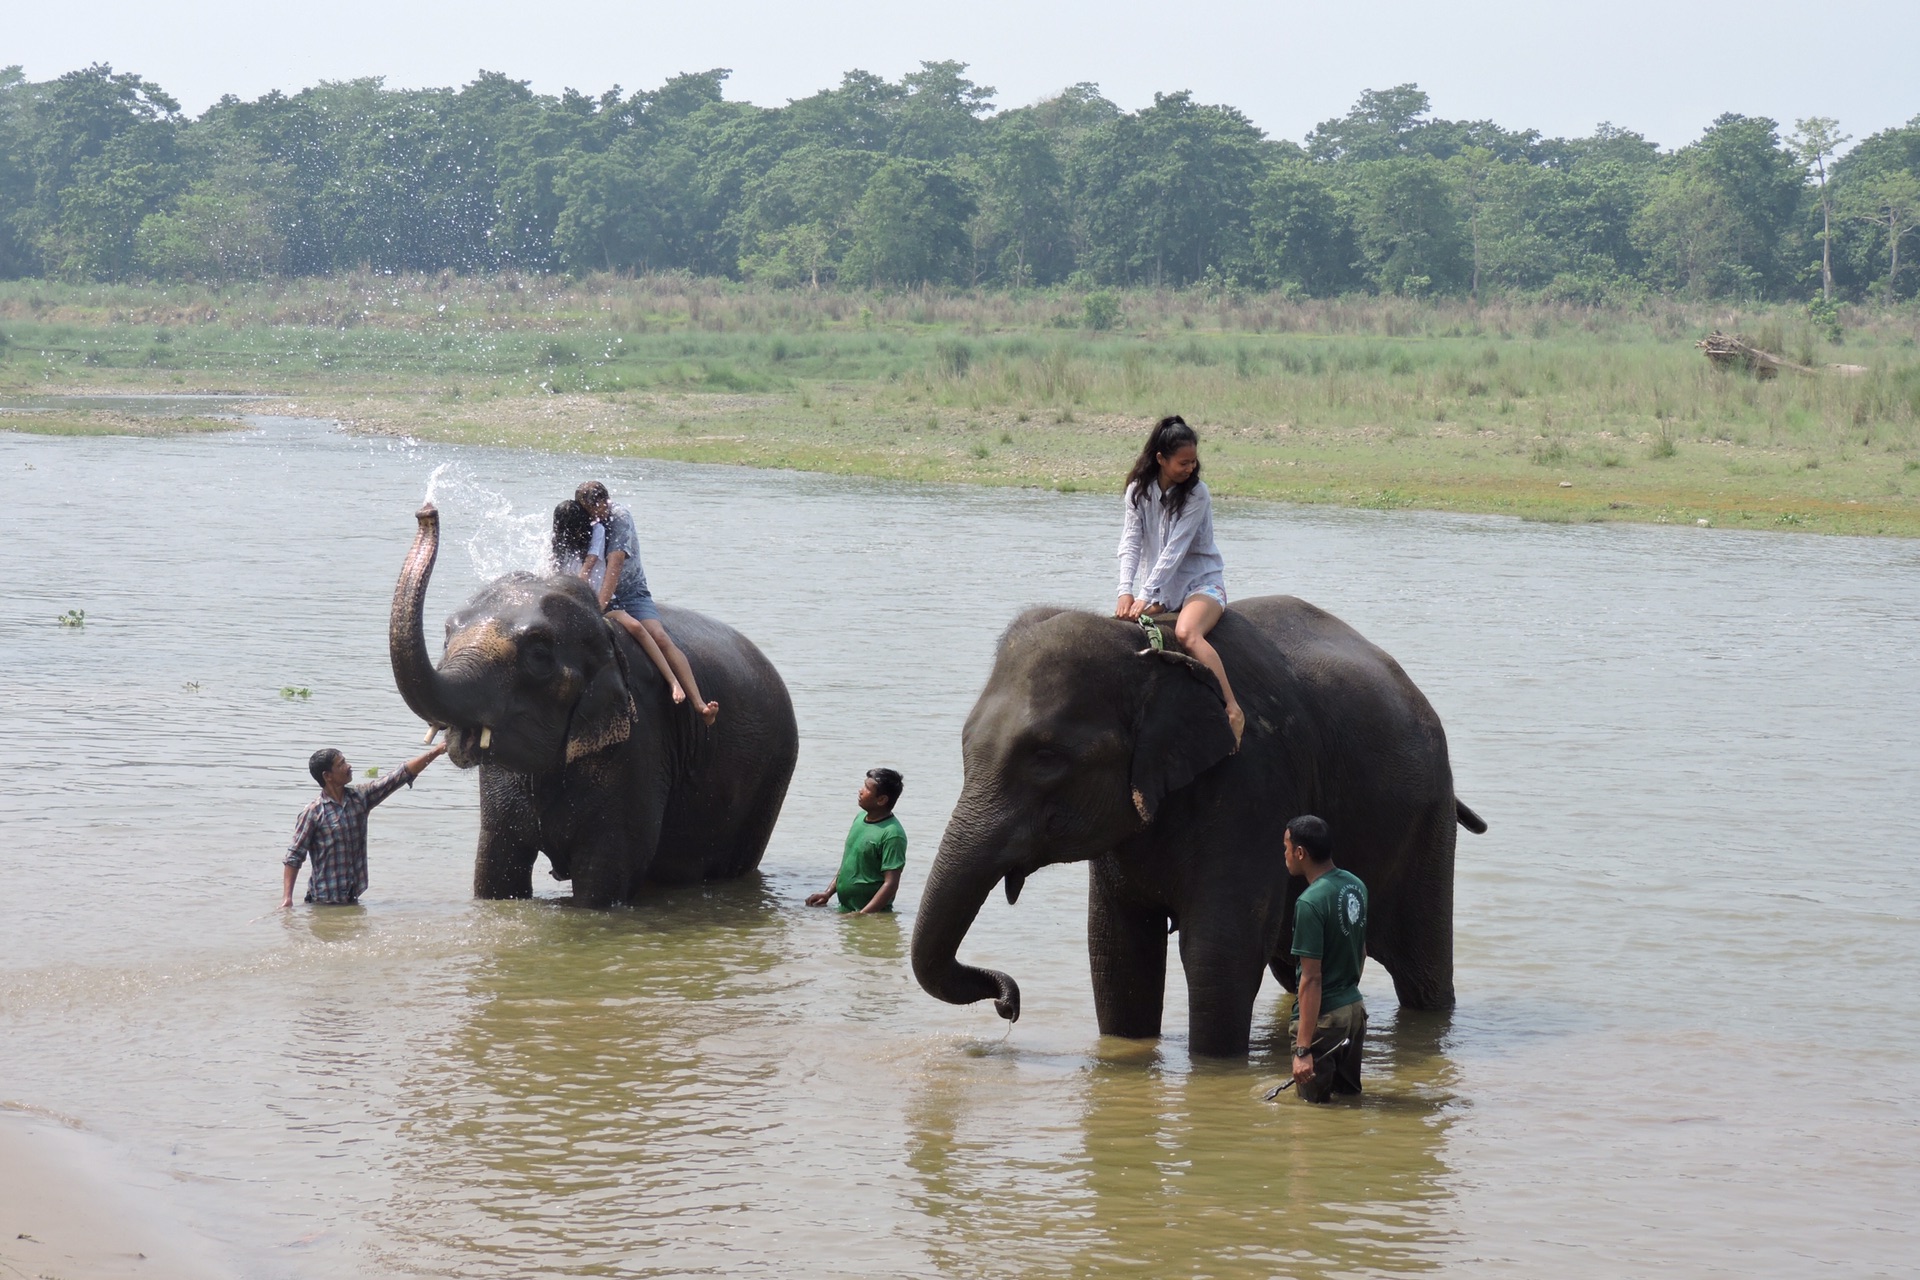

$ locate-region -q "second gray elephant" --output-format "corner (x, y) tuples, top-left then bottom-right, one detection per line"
(912, 596), (1483, 1057)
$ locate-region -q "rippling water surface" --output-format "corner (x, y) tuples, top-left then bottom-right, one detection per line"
(1, 417), (1916, 1277)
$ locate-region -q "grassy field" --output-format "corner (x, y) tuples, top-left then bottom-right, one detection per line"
(3, 275), (1919, 536)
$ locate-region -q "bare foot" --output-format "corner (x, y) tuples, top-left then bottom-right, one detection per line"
(700, 700), (719, 727)
(1226, 702), (1246, 750)
(670, 682), (687, 704)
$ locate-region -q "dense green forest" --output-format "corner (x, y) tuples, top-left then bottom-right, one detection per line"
(1, 61), (1916, 302)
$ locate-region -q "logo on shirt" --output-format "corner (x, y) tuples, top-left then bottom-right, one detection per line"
(1338, 887), (1363, 935)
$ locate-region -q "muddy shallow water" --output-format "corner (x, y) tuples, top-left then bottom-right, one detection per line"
(1, 414), (1917, 1277)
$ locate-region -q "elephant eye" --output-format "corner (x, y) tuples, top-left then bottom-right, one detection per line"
(522, 640), (556, 674)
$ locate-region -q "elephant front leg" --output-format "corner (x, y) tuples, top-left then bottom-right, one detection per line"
(474, 765), (539, 899)
(474, 826), (538, 899)
(1088, 860), (1169, 1040)
(1178, 899), (1273, 1058)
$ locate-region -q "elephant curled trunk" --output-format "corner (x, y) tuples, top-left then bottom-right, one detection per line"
(389, 503), (484, 731)
(910, 814), (1022, 1023)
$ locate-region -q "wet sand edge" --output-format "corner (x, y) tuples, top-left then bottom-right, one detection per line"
(0, 1109), (238, 1280)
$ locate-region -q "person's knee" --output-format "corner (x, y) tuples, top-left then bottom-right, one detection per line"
(1175, 619), (1208, 649)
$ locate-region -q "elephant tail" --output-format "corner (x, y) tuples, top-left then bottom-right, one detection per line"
(1455, 798), (1487, 834)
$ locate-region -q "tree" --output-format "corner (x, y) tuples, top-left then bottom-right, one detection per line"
(842, 158), (975, 286)
(976, 115), (1070, 285)
(1633, 114), (1803, 297)
(731, 145), (877, 286)
(1790, 117), (1849, 302)
(1245, 160), (1357, 295)
(1071, 91), (1268, 286)
(1307, 85), (1433, 163)
(1346, 157), (1467, 295)
(1842, 170), (1920, 298)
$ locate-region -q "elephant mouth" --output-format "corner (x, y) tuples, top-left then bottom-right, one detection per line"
(1003, 868), (1028, 904)
(444, 724), (494, 769)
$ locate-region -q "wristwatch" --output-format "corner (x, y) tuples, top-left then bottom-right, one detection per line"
(1292, 1044), (1314, 1058)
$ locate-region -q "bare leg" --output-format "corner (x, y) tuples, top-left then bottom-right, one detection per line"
(1173, 594), (1244, 747)
(640, 618), (719, 726)
(608, 610), (685, 702)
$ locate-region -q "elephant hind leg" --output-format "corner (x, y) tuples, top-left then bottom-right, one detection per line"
(1088, 862), (1169, 1040)
(1372, 826), (1457, 1011)
(1268, 955), (1297, 995)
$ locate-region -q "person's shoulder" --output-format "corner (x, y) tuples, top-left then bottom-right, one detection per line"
(1190, 479), (1213, 502)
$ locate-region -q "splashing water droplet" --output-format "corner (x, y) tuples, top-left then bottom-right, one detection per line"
(419, 461), (548, 581)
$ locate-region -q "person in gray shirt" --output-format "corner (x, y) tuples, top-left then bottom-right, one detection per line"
(576, 480), (718, 725)
(1115, 416), (1242, 745)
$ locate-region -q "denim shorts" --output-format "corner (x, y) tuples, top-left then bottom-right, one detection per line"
(609, 585), (660, 622)
(1186, 583), (1228, 609)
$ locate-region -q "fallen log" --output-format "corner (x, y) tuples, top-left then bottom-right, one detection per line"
(1696, 331), (1816, 379)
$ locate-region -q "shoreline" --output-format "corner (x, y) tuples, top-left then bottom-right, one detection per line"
(0, 1108), (239, 1280)
(5, 382), (1916, 538)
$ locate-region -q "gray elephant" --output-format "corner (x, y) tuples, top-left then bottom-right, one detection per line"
(911, 596), (1484, 1058)
(389, 503), (798, 906)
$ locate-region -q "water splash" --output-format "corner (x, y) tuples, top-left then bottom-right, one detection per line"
(421, 461), (549, 581)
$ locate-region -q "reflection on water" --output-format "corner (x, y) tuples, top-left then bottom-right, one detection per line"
(1, 416), (1917, 1276)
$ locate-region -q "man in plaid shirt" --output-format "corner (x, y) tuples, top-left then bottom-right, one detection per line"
(281, 742), (447, 907)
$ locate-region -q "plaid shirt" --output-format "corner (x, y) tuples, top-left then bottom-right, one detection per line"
(284, 766), (415, 904)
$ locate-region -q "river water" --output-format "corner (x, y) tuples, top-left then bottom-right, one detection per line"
(1, 414), (1916, 1278)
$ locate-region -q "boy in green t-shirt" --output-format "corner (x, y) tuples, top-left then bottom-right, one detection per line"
(1284, 814), (1369, 1103)
(806, 768), (907, 914)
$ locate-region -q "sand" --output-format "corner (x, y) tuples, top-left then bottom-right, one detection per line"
(0, 1109), (236, 1280)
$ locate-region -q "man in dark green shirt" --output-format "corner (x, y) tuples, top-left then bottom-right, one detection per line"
(1285, 814), (1369, 1103)
(807, 768), (907, 914)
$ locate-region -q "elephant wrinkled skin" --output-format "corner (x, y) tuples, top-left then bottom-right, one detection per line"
(912, 597), (1483, 1058)
(389, 504), (798, 906)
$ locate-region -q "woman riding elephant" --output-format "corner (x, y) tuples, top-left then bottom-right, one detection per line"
(1115, 415), (1243, 746)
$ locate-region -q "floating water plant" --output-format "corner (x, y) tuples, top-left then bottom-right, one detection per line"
(279, 686), (312, 700)
(56, 609), (84, 628)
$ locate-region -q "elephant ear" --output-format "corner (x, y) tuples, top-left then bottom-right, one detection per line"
(565, 633), (635, 764)
(1128, 650), (1238, 824)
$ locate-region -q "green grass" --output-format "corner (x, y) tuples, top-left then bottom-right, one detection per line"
(4, 275), (1918, 536)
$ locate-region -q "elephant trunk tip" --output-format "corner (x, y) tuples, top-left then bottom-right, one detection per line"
(416, 501), (438, 523)
(994, 977), (1021, 1023)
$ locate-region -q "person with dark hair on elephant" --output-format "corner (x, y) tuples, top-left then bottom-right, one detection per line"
(1115, 415), (1244, 746)
(575, 480), (718, 726)
(1285, 815), (1369, 1102)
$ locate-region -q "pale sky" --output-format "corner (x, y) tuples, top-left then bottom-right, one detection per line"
(8, 0), (1917, 150)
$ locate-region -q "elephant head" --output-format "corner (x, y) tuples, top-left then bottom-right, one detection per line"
(911, 608), (1239, 1023)
(390, 503), (635, 776)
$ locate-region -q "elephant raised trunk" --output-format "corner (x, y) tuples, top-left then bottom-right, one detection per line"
(910, 807), (1022, 1023)
(389, 502), (487, 733)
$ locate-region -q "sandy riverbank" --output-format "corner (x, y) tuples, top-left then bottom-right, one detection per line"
(0, 1109), (236, 1280)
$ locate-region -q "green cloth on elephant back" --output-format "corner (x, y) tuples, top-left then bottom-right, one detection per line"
(836, 813), (907, 912)
(1291, 868), (1369, 1013)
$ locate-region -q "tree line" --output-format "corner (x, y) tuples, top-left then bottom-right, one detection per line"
(1, 61), (1916, 303)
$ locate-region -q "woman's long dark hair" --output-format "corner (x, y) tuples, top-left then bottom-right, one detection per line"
(550, 498), (594, 568)
(1125, 415), (1201, 517)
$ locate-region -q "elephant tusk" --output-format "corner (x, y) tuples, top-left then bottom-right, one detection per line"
(1004, 870), (1025, 905)
(422, 725), (441, 745)
(479, 726), (492, 750)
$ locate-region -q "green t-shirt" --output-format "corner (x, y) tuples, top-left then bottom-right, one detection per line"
(835, 812), (906, 912)
(1291, 867), (1368, 1013)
